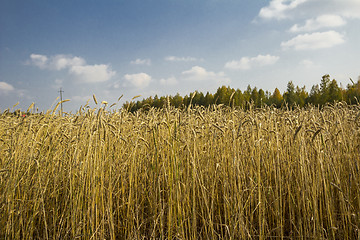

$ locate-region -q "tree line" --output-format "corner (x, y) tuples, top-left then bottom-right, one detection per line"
(124, 74), (360, 111)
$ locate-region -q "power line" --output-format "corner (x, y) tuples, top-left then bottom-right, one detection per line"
(59, 88), (64, 115)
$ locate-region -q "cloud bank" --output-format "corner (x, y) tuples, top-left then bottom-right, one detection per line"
(28, 54), (115, 83)
(290, 14), (346, 32)
(182, 66), (230, 85)
(281, 31), (345, 50)
(130, 58), (151, 66)
(165, 56), (200, 62)
(258, 1), (354, 51)
(124, 73), (152, 88)
(224, 54), (280, 70)
(0, 81), (15, 92)
(259, 0), (360, 21)
(258, 0), (308, 20)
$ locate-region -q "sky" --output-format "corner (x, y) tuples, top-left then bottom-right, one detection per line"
(1, 0), (360, 112)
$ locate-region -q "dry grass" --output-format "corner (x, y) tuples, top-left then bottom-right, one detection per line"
(1, 102), (360, 239)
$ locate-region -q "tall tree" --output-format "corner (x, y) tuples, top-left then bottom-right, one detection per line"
(193, 91), (205, 106)
(214, 86), (231, 105)
(328, 79), (342, 103)
(320, 74), (331, 93)
(171, 93), (183, 108)
(296, 86), (308, 107)
(308, 84), (321, 105)
(233, 89), (244, 107)
(319, 74), (331, 104)
(243, 85), (252, 103)
(270, 88), (283, 108)
(284, 81), (296, 107)
(250, 87), (259, 107)
(345, 78), (360, 104)
(258, 89), (265, 107)
(204, 92), (214, 107)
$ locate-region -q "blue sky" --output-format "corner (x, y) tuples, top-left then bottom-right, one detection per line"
(1, 0), (360, 112)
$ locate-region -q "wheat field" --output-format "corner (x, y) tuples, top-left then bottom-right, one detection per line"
(1, 102), (359, 239)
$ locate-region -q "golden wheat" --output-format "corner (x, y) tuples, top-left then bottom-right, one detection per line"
(0, 102), (359, 239)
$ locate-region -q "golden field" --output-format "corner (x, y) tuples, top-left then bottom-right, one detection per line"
(1, 102), (359, 239)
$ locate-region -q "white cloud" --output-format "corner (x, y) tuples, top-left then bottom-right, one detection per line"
(165, 56), (200, 62)
(225, 54), (280, 70)
(130, 58), (151, 66)
(124, 73), (152, 88)
(225, 58), (251, 70)
(259, 0), (308, 20)
(325, 0), (360, 19)
(259, 0), (360, 21)
(0, 81), (15, 92)
(160, 76), (178, 86)
(182, 66), (213, 81)
(29, 54), (85, 70)
(69, 64), (115, 83)
(290, 14), (346, 32)
(28, 54), (115, 83)
(281, 31), (345, 50)
(182, 66), (230, 84)
(52, 55), (86, 70)
(29, 54), (48, 69)
(253, 54), (280, 66)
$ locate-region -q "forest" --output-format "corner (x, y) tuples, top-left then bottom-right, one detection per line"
(124, 74), (360, 111)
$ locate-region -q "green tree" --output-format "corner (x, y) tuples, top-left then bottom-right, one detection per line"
(296, 86), (308, 107)
(258, 89), (265, 107)
(328, 79), (342, 103)
(143, 96), (154, 109)
(243, 85), (252, 103)
(153, 95), (161, 108)
(264, 90), (271, 106)
(270, 88), (283, 108)
(320, 74), (330, 93)
(214, 86), (230, 105)
(250, 87), (259, 106)
(307, 84), (321, 105)
(183, 95), (190, 108)
(171, 93), (183, 108)
(345, 78), (360, 104)
(204, 92), (214, 107)
(192, 91), (205, 106)
(233, 89), (244, 107)
(319, 74), (331, 104)
(283, 81), (296, 107)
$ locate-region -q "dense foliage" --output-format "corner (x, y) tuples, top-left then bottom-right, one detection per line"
(124, 75), (360, 111)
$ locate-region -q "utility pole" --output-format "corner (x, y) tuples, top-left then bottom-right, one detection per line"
(59, 87), (64, 115)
